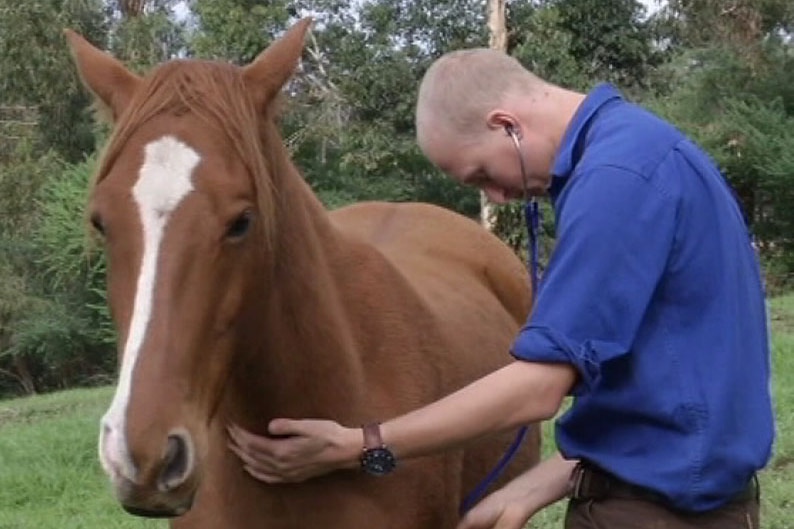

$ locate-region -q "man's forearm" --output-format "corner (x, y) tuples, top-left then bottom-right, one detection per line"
(377, 360), (576, 460)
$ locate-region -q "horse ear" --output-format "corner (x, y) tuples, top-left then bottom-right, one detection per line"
(243, 17), (313, 111)
(64, 29), (142, 123)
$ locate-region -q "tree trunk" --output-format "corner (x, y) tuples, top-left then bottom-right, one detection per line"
(482, 0), (507, 230)
(119, 0), (147, 18)
(12, 355), (36, 395)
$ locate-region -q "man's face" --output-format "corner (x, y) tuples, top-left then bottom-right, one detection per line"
(420, 125), (549, 204)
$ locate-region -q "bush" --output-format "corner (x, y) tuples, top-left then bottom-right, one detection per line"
(0, 155), (114, 397)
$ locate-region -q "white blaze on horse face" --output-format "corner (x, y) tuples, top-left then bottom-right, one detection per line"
(99, 136), (201, 483)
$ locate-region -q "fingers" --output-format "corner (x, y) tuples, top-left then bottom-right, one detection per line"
(226, 419), (348, 484)
(227, 423), (301, 464)
(243, 463), (283, 484)
(227, 430), (298, 483)
(456, 493), (531, 529)
(228, 423), (281, 451)
(457, 512), (527, 529)
(268, 418), (338, 440)
(227, 422), (319, 483)
(268, 418), (303, 437)
(228, 442), (282, 483)
(457, 508), (494, 529)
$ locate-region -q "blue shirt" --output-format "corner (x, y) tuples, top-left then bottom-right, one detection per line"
(511, 84), (775, 512)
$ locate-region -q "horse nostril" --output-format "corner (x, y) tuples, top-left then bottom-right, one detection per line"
(158, 433), (192, 492)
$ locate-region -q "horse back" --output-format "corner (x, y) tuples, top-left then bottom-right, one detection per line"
(330, 201), (531, 328)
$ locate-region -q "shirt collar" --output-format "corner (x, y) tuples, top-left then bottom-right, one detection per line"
(548, 83), (623, 197)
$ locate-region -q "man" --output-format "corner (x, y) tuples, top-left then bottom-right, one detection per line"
(228, 49), (774, 529)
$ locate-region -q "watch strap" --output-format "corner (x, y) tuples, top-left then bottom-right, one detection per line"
(362, 422), (384, 450)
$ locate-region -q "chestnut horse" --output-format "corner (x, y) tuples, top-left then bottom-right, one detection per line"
(66, 18), (539, 529)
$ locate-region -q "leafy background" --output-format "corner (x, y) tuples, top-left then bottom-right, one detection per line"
(0, 0), (792, 396)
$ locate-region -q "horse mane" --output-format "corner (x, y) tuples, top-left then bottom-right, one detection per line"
(91, 59), (289, 252)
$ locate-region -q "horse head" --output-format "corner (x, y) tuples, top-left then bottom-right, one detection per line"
(66, 18), (312, 517)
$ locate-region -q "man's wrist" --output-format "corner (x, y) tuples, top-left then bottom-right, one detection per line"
(337, 425), (366, 470)
(359, 423), (397, 475)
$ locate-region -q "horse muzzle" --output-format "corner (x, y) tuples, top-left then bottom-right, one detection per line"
(102, 428), (200, 518)
(115, 475), (197, 519)
(122, 497), (194, 519)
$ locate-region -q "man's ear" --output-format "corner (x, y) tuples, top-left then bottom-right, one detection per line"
(64, 29), (142, 123)
(486, 110), (522, 140)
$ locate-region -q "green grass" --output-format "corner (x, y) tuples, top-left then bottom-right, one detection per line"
(0, 387), (165, 529)
(2, 295), (794, 528)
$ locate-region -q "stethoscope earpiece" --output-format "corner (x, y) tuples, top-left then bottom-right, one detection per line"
(504, 124), (520, 141)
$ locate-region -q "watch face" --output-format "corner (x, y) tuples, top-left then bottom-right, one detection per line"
(361, 447), (396, 476)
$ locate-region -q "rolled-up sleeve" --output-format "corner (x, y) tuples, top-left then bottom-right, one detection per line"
(511, 166), (677, 395)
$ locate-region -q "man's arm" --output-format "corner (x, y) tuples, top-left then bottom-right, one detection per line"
(379, 361), (574, 459)
(228, 360), (576, 483)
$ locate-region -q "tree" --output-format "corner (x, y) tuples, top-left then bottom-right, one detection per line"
(188, 0), (292, 63)
(656, 0), (793, 50)
(0, 141), (65, 395)
(0, 0), (109, 162)
(554, 0), (664, 92)
(109, 0), (186, 71)
(0, 154), (114, 396)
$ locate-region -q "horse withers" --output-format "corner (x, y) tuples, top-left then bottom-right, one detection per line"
(65, 18), (540, 529)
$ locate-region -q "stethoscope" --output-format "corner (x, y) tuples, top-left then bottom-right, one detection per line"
(504, 123), (541, 302)
(459, 124), (542, 516)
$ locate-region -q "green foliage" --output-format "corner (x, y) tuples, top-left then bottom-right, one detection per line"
(32, 159), (103, 295)
(0, 155), (113, 397)
(356, 0), (488, 56)
(553, 0), (664, 91)
(110, 2), (186, 71)
(657, 0), (794, 49)
(0, 0), (109, 162)
(0, 140), (64, 239)
(0, 261), (35, 394)
(508, 0), (665, 95)
(188, 0), (291, 63)
(509, 5), (591, 91)
(30, 157), (113, 348)
(0, 141), (67, 395)
(0, 0), (793, 399)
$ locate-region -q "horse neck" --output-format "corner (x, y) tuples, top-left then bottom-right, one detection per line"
(228, 144), (367, 428)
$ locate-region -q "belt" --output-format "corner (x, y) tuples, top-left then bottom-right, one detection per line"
(568, 462), (758, 509)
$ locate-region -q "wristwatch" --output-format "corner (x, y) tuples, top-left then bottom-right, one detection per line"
(360, 423), (396, 476)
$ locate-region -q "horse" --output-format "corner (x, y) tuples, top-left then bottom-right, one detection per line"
(65, 18), (540, 528)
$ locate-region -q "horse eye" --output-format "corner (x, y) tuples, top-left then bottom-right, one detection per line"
(90, 213), (105, 236)
(226, 210), (252, 239)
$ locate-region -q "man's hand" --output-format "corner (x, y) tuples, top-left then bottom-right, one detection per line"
(227, 419), (359, 483)
(457, 452), (577, 529)
(457, 492), (534, 529)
